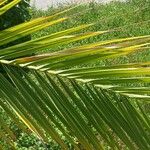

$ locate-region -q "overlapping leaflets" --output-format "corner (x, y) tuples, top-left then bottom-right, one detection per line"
(0, 0), (150, 149)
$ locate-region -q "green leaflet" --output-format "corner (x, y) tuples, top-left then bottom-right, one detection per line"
(0, 0), (21, 16)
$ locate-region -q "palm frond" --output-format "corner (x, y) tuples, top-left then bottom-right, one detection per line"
(0, 2), (150, 150)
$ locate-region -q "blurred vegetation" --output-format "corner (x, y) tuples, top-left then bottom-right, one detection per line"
(1, 0), (150, 149)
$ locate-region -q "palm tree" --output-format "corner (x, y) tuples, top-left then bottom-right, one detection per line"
(0, 0), (150, 149)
